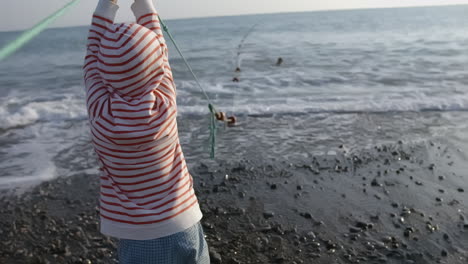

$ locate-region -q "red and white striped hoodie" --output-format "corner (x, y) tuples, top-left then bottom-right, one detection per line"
(83, 0), (202, 240)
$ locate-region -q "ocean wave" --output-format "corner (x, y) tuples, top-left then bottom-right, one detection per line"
(0, 97), (87, 130)
(177, 95), (468, 116)
(2, 89), (468, 131)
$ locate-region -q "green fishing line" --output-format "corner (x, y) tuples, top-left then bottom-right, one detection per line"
(0, 0), (80, 61)
(159, 16), (219, 159)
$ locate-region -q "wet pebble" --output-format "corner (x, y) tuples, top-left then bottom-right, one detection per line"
(306, 231), (316, 240)
(382, 236), (393, 243)
(401, 207), (412, 217)
(404, 227), (415, 237)
(371, 179), (382, 187)
(263, 211), (275, 219)
(209, 249), (222, 264)
(349, 233), (360, 241)
(426, 223), (436, 232)
(202, 222), (214, 230)
(315, 221), (324, 226)
(355, 221), (373, 230)
(300, 212), (313, 219)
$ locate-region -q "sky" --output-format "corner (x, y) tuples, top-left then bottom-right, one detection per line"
(1, 0), (468, 31)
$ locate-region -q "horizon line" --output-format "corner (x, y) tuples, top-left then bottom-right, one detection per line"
(0, 2), (467, 33)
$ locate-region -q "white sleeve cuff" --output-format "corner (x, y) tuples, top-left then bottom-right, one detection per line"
(94, 0), (119, 21)
(131, 0), (157, 19)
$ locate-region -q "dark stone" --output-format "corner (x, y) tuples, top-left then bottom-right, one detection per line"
(356, 221), (369, 229)
(404, 227), (414, 237)
(215, 207), (227, 215)
(325, 241), (338, 250)
(263, 211), (275, 219)
(209, 249), (222, 264)
(301, 212), (313, 219)
(371, 179), (382, 187)
(306, 231), (316, 240)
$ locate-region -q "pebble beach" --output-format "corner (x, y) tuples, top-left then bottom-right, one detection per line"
(1, 114), (467, 264)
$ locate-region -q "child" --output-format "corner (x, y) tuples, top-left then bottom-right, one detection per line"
(83, 0), (209, 263)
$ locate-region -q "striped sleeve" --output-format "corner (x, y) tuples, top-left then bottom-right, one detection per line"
(83, 0), (119, 120)
(131, 0), (167, 51)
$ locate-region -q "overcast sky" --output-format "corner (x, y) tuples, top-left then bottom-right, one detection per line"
(1, 0), (468, 31)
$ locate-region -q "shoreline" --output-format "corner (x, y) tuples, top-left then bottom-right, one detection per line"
(1, 139), (467, 263)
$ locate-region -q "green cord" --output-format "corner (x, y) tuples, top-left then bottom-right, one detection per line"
(160, 16), (218, 159)
(209, 104), (217, 159)
(158, 16), (215, 109)
(0, 0), (80, 61)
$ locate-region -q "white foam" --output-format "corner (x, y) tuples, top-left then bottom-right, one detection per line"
(0, 137), (58, 189)
(176, 90), (468, 116)
(0, 96), (87, 130)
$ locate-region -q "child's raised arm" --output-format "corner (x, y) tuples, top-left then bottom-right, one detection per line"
(86, 0), (119, 54)
(131, 0), (166, 50)
(83, 0), (119, 119)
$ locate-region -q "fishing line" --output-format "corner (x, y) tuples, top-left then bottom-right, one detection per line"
(158, 16), (236, 159)
(235, 23), (260, 71)
(230, 22), (261, 130)
(0, 0), (80, 61)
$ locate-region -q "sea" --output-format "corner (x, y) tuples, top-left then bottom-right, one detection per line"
(1, 5), (468, 190)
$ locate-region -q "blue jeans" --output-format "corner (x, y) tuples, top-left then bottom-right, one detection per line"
(118, 222), (210, 264)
